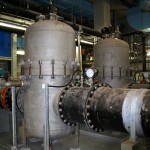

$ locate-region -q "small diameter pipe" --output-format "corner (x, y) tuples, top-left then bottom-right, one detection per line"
(11, 86), (17, 148)
(50, 0), (52, 4)
(22, 119), (27, 147)
(77, 32), (82, 71)
(0, 81), (24, 87)
(74, 124), (80, 148)
(43, 83), (50, 150)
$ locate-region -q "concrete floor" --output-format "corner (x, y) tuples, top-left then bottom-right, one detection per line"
(30, 131), (124, 150)
(0, 130), (149, 150)
(0, 130), (127, 150)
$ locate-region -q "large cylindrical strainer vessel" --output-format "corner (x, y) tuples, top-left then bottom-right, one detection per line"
(23, 16), (75, 139)
(94, 38), (129, 88)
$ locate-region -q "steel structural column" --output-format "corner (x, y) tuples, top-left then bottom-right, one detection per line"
(43, 83), (50, 150)
(142, 34), (146, 71)
(11, 86), (17, 150)
(94, 0), (111, 30)
(11, 34), (18, 79)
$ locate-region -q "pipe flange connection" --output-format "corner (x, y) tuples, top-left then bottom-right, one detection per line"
(58, 83), (81, 126)
(0, 87), (12, 111)
(85, 83), (111, 133)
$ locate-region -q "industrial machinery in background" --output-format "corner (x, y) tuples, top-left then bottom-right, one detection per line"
(0, 70), (24, 113)
(122, 31), (150, 88)
(128, 71), (150, 89)
(0, 86), (12, 111)
(122, 32), (147, 72)
(0, 69), (12, 111)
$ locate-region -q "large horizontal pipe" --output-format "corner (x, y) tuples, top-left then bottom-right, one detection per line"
(58, 84), (150, 137)
(65, 21), (102, 37)
(0, 0), (41, 18)
(120, 0), (138, 8)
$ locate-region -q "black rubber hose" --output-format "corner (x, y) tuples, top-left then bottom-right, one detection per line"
(48, 70), (81, 88)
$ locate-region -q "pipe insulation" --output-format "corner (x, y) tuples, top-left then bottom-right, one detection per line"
(58, 84), (150, 137)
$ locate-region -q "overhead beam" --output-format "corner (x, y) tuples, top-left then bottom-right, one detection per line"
(120, 0), (138, 8)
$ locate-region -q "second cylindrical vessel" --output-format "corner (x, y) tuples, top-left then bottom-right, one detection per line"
(94, 38), (129, 88)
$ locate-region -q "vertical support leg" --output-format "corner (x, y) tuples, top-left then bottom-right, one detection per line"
(145, 138), (150, 149)
(129, 99), (137, 143)
(42, 83), (50, 150)
(22, 119), (27, 147)
(9, 114), (13, 143)
(49, 140), (52, 150)
(70, 124), (80, 150)
(94, 0), (110, 30)
(77, 31), (82, 71)
(121, 90), (147, 150)
(11, 86), (17, 150)
(20, 112), (31, 150)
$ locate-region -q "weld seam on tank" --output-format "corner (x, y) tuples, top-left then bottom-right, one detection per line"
(122, 89), (148, 137)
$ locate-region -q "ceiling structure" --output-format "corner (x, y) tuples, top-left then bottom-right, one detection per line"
(0, 0), (139, 30)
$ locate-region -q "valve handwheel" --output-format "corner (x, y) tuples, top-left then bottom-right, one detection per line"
(0, 87), (12, 111)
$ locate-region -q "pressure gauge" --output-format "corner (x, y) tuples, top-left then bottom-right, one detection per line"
(86, 68), (94, 78)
